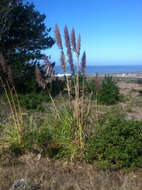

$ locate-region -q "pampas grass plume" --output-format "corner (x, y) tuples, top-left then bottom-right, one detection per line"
(35, 65), (46, 89)
(60, 50), (66, 72)
(77, 34), (81, 57)
(81, 51), (86, 75)
(71, 28), (76, 52)
(55, 24), (63, 49)
(64, 25), (70, 48)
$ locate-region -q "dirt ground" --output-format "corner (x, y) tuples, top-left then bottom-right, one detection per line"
(1, 152), (142, 190)
(117, 81), (142, 120)
(118, 82), (142, 96)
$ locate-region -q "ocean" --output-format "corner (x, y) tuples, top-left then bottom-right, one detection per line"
(55, 65), (142, 75)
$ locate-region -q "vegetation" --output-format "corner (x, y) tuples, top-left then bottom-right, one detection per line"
(0, 0), (54, 92)
(0, 20), (141, 169)
(1, 1), (142, 189)
(87, 114), (142, 169)
(98, 75), (120, 105)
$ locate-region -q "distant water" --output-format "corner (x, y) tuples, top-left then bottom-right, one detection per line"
(55, 65), (142, 75)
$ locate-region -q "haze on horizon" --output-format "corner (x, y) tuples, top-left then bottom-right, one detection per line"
(29, 0), (142, 65)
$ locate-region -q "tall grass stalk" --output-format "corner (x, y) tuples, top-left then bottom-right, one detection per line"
(54, 24), (89, 153)
(49, 93), (61, 120)
(0, 77), (24, 145)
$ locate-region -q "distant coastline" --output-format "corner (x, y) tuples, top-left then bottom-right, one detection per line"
(88, 72), (142, 79)
(55, 65), (142, 75)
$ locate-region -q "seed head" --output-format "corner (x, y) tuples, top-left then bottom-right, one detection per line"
(42, 55), (55, 78)
(55, 24), (63, 49)
(60, 50), (66, 72)
(71, 28), (76, 52)
(35, 65), (46, 89)
(67, 47), (74, 74)
(64, 25), (70, 48)
(81, 51), (86, 75)
(77, 34), (81, 57)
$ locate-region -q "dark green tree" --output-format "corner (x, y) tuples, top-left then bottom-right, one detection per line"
(0, 0), (54, 92)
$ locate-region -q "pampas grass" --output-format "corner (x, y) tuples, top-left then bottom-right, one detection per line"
(64, 25), (74, 74)
(53, 24), (90, 153)
(64, 25), (70, 48)
(35, 65), (46, 89)
(81, 51), (86, 75)
(42, 55), (55, 78)
(77, 34), (81, 58)
(55, 24), (63, 50)
(0, 77), (24, 146)
(71, 28), (76, 52)
(60, 50), (66, 73)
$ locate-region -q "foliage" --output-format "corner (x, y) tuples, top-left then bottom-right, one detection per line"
(0, 0), (54, 91)
(22, 120), (54, 155)
(137, 79), (142, 85)
(0, 0), (12, 39)
(0, 77), (24, 146)
(46, 105), (86, 160)
(87, 117), (142, 169)
(84, 79), (96, 94)
(3, 116), (54, 155)
(47, 77), (66, 97)
(98, 75), (120, 105)
(18, 92), (50, 110)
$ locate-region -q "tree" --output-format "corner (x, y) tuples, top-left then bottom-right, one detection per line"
(0, 0), (13, 41)
(0, 0), (54, 92)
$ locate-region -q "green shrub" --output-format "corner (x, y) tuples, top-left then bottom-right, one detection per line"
(137, 79), (142, 85)
(98, 75), (119, 105)
(23, 125), (53, 154)
(85, 79), (96, 94)
(138, 90), (142, 95)
(47, 77), (66, 97)
(18, 92), (50, 110)
(87, 118), (142, 169)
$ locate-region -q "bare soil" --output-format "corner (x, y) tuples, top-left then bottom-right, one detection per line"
(1, 152), (142, 190)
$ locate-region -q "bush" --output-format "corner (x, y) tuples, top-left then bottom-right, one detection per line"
(137, 79), (142, 85)
(98, 75), (119, 105)
(47, 77), (66, 97)
(87, 118), (142, 169)
(18, 92), (50, 110)
(22, 124), (54, 155)
(85, 79), (96, 94)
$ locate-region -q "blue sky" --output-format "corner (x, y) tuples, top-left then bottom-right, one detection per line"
(29, 0), (142, 65)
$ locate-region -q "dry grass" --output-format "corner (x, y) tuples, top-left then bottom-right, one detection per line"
(0, 78), (24, 145)
(1, 154), (142, 190)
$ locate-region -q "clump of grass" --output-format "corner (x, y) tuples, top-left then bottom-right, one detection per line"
(47, 24), (92, 160)
(0, 77), (24, 148)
